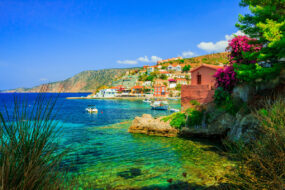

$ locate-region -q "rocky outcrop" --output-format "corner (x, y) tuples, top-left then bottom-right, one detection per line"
(180, 109), (260, 143)
(180, 111), (234, 138)
(128, 114), (178, 137)
(227, 113), (260, 143)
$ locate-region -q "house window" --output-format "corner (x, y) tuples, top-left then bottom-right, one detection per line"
(197, 74), (202, 85)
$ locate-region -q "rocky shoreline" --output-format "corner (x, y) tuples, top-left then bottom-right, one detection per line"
(128, 114), (179, 137)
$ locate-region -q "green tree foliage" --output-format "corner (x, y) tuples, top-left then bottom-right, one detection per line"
(175, 84), (182, 90)
(161, 113), (186, 129)
(159, 74), (168, 80)
(236, 0), (285, 63)
(182, 65), (191, 72)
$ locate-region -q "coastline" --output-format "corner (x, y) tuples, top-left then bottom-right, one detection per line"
(66, 96), (181, 100)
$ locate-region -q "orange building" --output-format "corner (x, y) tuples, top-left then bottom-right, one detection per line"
(154, 84), (167, 97)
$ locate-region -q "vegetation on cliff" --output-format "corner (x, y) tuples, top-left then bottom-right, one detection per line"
(8, 68), (133, 93)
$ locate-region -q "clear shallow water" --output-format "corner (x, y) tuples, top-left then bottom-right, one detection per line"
(0, 93), (234, 189)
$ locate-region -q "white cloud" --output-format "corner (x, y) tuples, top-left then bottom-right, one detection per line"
(149, 56), (162, 63)
(117, 55), (162, 65)
(137, 56), (149, 62)
(117, 60), (138, 65)
(197, 30), (246, 53)
(181, 51), (195, 58)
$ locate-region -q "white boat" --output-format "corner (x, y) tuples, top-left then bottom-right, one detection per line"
(151, 101), (169, 110)
(143, 98), (152, 103)
(169, 108), (180, 112)
(86, 106), (98, 113)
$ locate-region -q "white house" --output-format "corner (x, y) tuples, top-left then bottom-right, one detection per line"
(168, 64), (181, 72)
(168, 79), (177, 89)
(96, 89), (117, 98)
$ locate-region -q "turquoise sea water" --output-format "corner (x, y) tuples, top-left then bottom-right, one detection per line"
(0, 93), (233, 189)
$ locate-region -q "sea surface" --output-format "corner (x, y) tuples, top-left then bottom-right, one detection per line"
(0, 93), (233, 189)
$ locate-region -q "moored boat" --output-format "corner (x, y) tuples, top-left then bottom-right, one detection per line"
(151, 101), (169, 110)
(143, 98), (152, 103)
(86, 105), (98, 113)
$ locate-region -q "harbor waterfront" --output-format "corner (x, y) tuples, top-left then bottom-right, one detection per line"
(0, 93), (234, 189)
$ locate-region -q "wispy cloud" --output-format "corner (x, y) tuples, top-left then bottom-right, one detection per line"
(117, 55), (162, 65)
(197, 31), (246, 53)
(181, 51), (195, 58)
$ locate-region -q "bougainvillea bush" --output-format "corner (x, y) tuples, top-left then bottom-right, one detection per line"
(213, 65), (237, 92)
(227, 35), (262, 65)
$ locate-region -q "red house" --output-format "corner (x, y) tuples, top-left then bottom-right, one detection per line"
(181, 64), (224, 110)
(154, 84), (167, 97)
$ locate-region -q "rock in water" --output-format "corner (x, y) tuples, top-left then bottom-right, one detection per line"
(128, 114), (178, 137)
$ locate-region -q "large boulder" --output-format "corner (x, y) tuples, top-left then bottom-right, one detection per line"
(128, 114), (178, 137)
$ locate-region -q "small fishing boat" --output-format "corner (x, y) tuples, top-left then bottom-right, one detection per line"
(151, 101), (169, 110)
(143, 98), (152, 103)
(86, 105), (98, 113)
(169, 108), (180, 112)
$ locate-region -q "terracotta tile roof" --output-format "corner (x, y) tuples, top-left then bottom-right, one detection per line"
(176, 78), (187, 81)
(190, 64), (224, 73)
(159, 71), (169, 74)
(154, 84), (166, 87)
(131, 85), (144, 89)
(110, 85), (125, 89)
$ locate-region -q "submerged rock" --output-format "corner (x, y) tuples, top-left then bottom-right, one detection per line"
(128, 114), (178, 137)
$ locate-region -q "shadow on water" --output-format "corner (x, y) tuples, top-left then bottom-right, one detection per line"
(117, 168), (142, 179)
(140, 181), (235, 190)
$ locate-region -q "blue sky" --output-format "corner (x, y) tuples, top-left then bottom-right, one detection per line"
(0, 0), (249, 90)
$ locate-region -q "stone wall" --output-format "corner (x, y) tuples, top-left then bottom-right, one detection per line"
(181, 85), (215, 110)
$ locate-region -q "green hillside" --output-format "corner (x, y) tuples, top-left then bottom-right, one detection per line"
(8, 68), (133, 93)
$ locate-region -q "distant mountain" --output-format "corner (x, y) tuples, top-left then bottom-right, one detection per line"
(6, 68), (133, 93)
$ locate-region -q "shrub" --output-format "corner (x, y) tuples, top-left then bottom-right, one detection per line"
(185, 108), (204, 127)
(223, 96), (285, 189)
(159, 74), (167, 80)
(175, 84), (181, 90)
(213, 87), (231, 106)
(227, 35), (262, 65)
(189, 100), (200, 107)
(0, 92), (68, 189)
(161, 113), (186, 129)
(213, 65), (237, 92)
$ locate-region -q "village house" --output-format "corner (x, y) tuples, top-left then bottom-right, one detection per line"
(181, 64), (224, 110)
(176, 78), (188, 85)
(167, 64), (182, 72)
(154, 84), (167, 97)
(154, 79), (168, 86)
(131, 86), (144, 96)
(95, 88), (118, 98)
(147, 66), (157, 75)
(168, 79), (177, 89)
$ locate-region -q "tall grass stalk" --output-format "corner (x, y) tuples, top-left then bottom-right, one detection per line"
(0, 87), (67, 190)
(224, 96), (285, 190)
